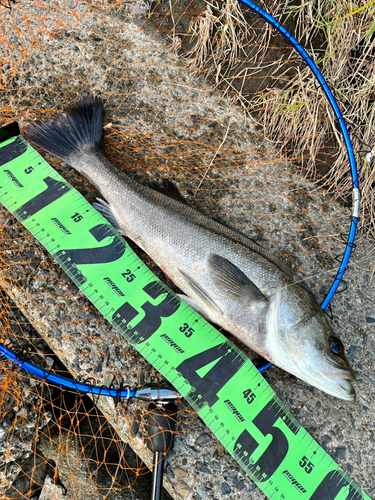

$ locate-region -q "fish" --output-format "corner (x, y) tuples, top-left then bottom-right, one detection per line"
(26, 95), (356, 400)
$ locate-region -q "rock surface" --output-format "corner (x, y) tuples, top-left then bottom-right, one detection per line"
(0, 2), (374, 499)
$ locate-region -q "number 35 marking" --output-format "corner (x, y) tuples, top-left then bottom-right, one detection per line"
(179, 323), (194, 337)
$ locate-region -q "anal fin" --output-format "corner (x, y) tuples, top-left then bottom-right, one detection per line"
(93, 198), (124, 234)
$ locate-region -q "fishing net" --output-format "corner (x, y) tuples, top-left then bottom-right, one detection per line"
(0, 1), (372, 499)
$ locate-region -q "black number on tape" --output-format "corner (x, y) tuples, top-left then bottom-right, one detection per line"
(15, 176), (70, 220)
(299, 456), (314, 474)
(122, 269), (136, 282)
(179, 323), (194, 337)
(54, 225), (126, 266)
(234, 398), (299, 482)
(71, 212), (83, 222)
(311, 470), (365, 500)
(112, 281), (180, 344)
(243, 388), (256, 404)
(177, 343), (244, 409)
(0, 136), (27, 167)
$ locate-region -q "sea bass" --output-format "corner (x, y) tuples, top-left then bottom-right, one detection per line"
(26, 96), (356, 400)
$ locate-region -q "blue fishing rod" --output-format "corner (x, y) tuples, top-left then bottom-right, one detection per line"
(0, 341), (272, 398)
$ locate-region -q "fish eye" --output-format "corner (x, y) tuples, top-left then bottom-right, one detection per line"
(329, 336), (344, 355)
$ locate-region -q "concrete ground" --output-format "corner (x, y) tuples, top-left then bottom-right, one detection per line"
(0, 1), (374, 499)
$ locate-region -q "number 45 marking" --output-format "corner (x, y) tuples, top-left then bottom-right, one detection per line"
(299, 456), (314, 474)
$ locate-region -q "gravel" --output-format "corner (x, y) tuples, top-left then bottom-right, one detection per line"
(0, 1), (375, 499)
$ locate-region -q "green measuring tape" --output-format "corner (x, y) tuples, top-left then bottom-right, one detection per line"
(0, 122), (369, 500)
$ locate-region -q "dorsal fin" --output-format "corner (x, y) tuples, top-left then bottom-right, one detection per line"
(144, 178), (187, 204)
(147, 177), (292, 277)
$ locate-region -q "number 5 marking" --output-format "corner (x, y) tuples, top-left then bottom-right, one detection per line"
(234, 398), (299, 482)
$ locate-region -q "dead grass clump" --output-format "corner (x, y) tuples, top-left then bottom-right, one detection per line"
(184, 0), (375, 237)
(253, 67), (338, 178)
(283, 0), (375, 235)
(185, 0), (291, 107)
(187, 0), (250, 79)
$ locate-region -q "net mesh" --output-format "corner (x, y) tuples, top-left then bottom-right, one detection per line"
(0, 0), (365, 498)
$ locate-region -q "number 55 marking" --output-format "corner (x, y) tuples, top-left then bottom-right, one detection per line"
(300, 456), (314, 474)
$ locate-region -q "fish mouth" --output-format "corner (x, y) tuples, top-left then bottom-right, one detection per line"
(325, 353), (356, 379)
(267, 343), (357, 400)
(295, 369), (356, 401)
(317, 355), (357, 401)
(336, 379), (356, 401)
(274, 356), (357, 401)
(283, 354), (356, 401)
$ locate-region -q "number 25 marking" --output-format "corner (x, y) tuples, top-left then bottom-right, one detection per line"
(122, 269), (136, 282)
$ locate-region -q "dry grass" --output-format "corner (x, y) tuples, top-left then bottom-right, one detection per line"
(184, 0), (375, 238)
(187, 0), (250, 81)
(287, 0), (375, 234)
(185, 0), (289, 102)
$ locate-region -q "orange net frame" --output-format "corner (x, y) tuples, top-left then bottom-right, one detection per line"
(0, 0), (358, 498)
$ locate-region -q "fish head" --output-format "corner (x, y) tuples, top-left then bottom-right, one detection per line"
(267, 288), (356, 401)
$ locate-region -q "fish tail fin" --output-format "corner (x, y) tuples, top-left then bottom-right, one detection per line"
(26, 95), (104, 163)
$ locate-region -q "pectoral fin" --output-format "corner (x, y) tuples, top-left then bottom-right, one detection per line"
(179, 269), (223, 320)
(208, 254), (266, 305)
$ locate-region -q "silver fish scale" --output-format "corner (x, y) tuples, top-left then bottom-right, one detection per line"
(71, 150), (292, 356)
(63, 146), (356, 400)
